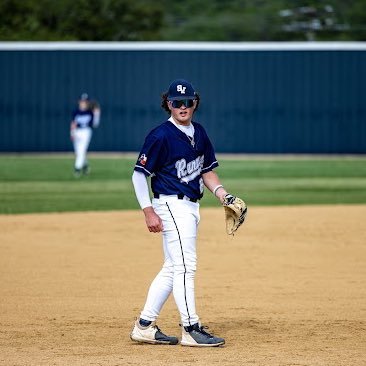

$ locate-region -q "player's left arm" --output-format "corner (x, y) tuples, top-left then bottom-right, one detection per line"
(92, 107), (101, 128)
(202, 170), (228, 203)
(203, 170), (248, 235)
(89, 100), (101, 128)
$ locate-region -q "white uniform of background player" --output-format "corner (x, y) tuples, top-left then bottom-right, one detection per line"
(70, 93), (101, 177)
(130, 79), (231, 347)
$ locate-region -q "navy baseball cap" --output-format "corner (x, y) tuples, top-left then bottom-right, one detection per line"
(79, 93), (89, 101)
(167, 79), (196, 100)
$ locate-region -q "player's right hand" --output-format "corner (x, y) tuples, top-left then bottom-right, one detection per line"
(143, 207), (163, 233)
(70, 124), (76, 141)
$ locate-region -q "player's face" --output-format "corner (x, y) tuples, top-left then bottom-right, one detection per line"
(168, 99), (197, 125)
(79, 100), (88, 111)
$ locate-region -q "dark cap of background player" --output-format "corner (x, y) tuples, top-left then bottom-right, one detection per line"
(79, 93), (90, 101)
(167, 79), (196, 101)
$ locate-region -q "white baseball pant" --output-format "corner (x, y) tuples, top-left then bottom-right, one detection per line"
(73, 127), (92, 170)
(140, 195), (200, 327)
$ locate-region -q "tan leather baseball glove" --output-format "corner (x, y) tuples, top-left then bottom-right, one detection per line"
(222, 194), (248, 235)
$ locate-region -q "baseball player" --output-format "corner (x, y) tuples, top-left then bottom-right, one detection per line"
(70, 93), (101, 177)
(130, 79), (236, 347)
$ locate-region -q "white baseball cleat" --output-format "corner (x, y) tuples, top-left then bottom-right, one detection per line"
(181, 323), (225, 347)
(130, 320), (179, 345)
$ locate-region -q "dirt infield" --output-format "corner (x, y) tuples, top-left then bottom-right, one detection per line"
(0, 205), (365, 366)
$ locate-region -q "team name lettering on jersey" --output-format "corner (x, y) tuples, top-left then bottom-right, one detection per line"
(175, 155), (204, 184)
(76, 115), (92, 124)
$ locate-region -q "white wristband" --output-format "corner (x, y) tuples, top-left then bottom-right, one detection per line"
(213, 185), (224, 197)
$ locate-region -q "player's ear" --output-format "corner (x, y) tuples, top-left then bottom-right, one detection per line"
(167, 101), (173, 111)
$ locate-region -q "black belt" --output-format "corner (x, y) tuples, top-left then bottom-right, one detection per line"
(154, 193), (198, 203)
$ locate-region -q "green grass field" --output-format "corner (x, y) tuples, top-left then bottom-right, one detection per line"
(0, 155), (366, 214)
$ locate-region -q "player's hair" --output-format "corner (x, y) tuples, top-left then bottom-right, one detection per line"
(161, 92), (200, 114)
(88, 99), (100, 111)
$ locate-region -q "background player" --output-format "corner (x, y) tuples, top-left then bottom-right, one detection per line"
(70, 93), (101, 177)
(130, 79), (237, 347)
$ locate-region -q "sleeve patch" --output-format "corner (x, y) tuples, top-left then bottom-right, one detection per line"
(138, 154), (148, 166)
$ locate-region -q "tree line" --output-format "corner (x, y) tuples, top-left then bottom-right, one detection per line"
(1, 0), (365, 41)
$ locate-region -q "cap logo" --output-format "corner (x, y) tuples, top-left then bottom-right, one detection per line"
(177, 85), (186, 94)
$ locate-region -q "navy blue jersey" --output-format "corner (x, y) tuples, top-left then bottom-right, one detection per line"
(134, 120), (218, 200)
(72, 109), (94, 128)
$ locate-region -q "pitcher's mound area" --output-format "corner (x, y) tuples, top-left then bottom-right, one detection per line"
(0, 205), (365, 366)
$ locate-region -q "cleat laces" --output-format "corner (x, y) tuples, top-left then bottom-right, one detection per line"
(197, 325), (214, 338)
